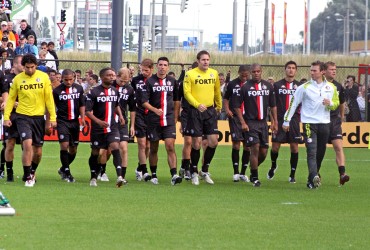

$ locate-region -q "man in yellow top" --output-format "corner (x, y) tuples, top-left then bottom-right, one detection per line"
(183, 50), (222, 185)
(3, 54), (56, 187)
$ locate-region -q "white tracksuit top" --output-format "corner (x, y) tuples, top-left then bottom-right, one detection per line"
(283, 79), (339, 125)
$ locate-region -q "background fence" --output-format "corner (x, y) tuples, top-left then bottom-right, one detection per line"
(57, 60), (367, 84)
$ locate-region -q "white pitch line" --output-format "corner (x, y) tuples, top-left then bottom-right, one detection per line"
(281, 202), (301, 205)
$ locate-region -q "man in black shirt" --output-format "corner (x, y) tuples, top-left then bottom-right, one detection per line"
(344, 75), (361, 122)
(235, 64), (277, 187)
(85, 67), (125, 187)
(112, 67), (136, 184)
(53, 69), (85, 182)
(0, 58), (9, 180)
(267, 61), (301, 183)
(140, 57), (182, 185)
(324, 61), (350, 185)
(223, 65), (251, 182)
(47, 42), (59, 70)
(131, 58), (154, 182)
(177, 61), (198, 181)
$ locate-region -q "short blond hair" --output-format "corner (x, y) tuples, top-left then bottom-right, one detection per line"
(117, 67), (130, 77)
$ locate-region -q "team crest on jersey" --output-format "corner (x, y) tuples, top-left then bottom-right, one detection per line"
(293, 84), (298, 89)
(235, 84), (240, 88)
(167, 82), (171, 86)
(210, 74), (214, 78)
(197, 75), (201, 78)
(262, 85), (267, 90)
(73, 88), (77, 93)
(154, 82), (159, 86)
(325, 85), (330, 90)
(61, 91), (66, 94)
(100, 92), (105, 95)
(36, 78), (40, 82)
(281, 85), (286, 89)
(22, 80), (26, 83)
(250, 87), (255, 90)
(122, 89), (127, 94)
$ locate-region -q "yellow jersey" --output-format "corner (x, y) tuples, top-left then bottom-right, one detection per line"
(4, 70), (56, 121)
(183, 67), (222, 111)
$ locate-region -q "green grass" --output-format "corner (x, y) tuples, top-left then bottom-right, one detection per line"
(1, 142), (369, 249)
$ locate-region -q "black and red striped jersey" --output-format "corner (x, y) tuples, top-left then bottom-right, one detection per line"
(131, 74), (151, 115)
(140, 74), (179, 126)
(113, 81), (136, 123)
(53, 83), (85, 121)
(2, 71), (11, 94)
(331, 79), (345, 118)
(4, 73), (16, 113)
(178, 81), (191, 110)
(273, 79), (301, 120)
(238, 80), (276, 121)
(223, 77), (246, 116)
(85, 85), (119, 134)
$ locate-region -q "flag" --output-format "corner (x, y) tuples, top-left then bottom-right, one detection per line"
(304, 1), (308, 45)
(271, 3), (275, 47)
(284, 2), (287, 44)
(10, 0), (32, 19)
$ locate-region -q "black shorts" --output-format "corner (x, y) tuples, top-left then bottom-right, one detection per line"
(90, 129), (120, 149)
(243, 120), (269, 148)
(135, 112), (147, 138)
(16, 114), (45, 146)
(147, 124), (176, 141)
(57, 119), (80, 146)
(228, 116), (244, 142)
(272, 117), (302, 143)
(119, 124), (130, 142)
(184, 107), (218, 137)
(3, 113), (20, 142)
(328, 116), (343, 142)
(180, 109), (189, 134)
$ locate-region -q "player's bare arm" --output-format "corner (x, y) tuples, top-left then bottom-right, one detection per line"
(142, 102), (163, 116)
(224, 99), (233, 117)
(234, 107), (249, 131)
(115, 106), (125, 125)
(79, 106), (86, 127)
(270, 106), (278, 133)
(86, 111), (109, 128)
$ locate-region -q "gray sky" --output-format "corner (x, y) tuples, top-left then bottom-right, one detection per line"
(36, 0), (329, 45)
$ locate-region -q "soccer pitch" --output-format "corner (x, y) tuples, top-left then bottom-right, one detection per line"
(1, 142), (369, 249)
